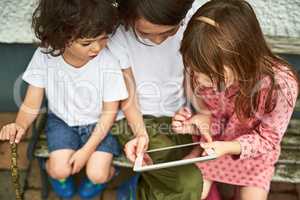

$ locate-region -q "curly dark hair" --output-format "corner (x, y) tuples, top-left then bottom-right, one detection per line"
(32, 0), (118, 56)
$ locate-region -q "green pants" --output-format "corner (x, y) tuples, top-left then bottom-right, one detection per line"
(111, 116), (203, 200)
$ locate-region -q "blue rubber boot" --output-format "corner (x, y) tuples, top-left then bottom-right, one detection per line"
(79, 167), (121, 199)
(78, 178), (107, 200)
(49, 176), (75, 199)
(116, 173), (140, 200)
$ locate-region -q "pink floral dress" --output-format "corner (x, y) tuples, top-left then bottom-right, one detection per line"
(191, 66), (298, 191)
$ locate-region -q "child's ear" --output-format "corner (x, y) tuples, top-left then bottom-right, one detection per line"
(65, 41), (72, 47)
(66, 38), (76, 47)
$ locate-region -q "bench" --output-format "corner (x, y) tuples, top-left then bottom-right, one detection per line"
(25, 98), (300, 199)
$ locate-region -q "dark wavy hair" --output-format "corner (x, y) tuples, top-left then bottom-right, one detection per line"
(180, 0), (299, 120)
(32, 0), (118, 56)
(118, 0), (194, 28)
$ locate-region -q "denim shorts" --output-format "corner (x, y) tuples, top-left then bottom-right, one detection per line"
(45, 112), (120, 156)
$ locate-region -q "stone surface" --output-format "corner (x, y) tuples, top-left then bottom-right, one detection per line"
(0, 0), (299, 43)
(24, 190), (102, 200)
(250, 0), (300, 37)
(0, 170), (27, 200)
(0, 113), (16, 129)
(27, 159), (42, 189)
(102, 189), (116, 200)
(297, 184), (300, 199)
(0, 141), (29, 170)
(268, 193), (298, 200)
(270, 182), (296, 193)
(0, 0), (37, 43)
(24, 190), (43, 200)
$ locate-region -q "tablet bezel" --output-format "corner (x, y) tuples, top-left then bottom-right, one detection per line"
(133, 143), (217, 172)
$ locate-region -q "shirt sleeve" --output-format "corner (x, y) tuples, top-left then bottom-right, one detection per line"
(235, 72), (298, 160)
(22, 48), (47, 88)
(107, 26), (132, 70)
(101, 52), (129, 102)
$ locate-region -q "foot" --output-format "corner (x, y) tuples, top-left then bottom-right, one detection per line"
(116, 173), (140, 200)
(78, 178), (107, 199)
(49, 176), (75, 199)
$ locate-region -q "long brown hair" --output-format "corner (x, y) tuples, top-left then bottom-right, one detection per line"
(180, 0), (299, 120)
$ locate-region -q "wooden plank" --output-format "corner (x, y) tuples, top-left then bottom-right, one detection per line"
(33, 138), (48, 158)
(278, 148), (300, 164)
(295, 100), (300, 112)
(273, 164), (300, 183)
(285, 119), (300, 136)
(33, 109), (300, 181)
(281, 134), (300, 147)
(112, 154), (133, 168)
(33, 136), (133, 167)
(266, 36), (300, 55)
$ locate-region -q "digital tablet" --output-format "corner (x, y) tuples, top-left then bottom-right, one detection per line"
(133, 142), (217, 172)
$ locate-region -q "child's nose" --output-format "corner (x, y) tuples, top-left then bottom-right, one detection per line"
(91, 41), (101, 52)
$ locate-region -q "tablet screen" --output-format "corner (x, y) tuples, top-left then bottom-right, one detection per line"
(146, 142), (202, 164)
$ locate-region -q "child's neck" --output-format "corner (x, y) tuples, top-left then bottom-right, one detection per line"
(62, 52), (89, 68)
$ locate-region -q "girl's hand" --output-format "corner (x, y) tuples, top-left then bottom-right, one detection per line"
(183, 113), (213, 142)
(172, 107), (212, 142)
(183, 145), (202, 159)
(172, 107), (194, 134)
(124, 134), (149, 163)
(0, 123), (26, 144)
(69, 148), (91, 174)
(142, 153), (153, 166)
(200, 141), (241, 158)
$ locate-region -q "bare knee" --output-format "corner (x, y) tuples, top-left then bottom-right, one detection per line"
(46, 150), (74, 179)
(86, 170), (110, 184)
(240, 186), (268, 200)
(46, 160), (72, 180)
(86, 152), (114, 184)
(201, 179), (213, 200)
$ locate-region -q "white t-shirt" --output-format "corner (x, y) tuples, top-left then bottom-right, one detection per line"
(23, 48), (128, 126)
(108, 2), (200, 119)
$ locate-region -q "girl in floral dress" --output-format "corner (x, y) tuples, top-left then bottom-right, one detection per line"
(172, 0), (299, 199)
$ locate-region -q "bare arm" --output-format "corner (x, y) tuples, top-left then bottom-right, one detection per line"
(82, 101), (119, 154)
(172, 70), (212, 141)
(68, 100), (120, 174)
(121, 68), (148, 137)
(120, 68), (149, 162)
(16, 85), (45, 129)
(0, 85), (44, 143)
